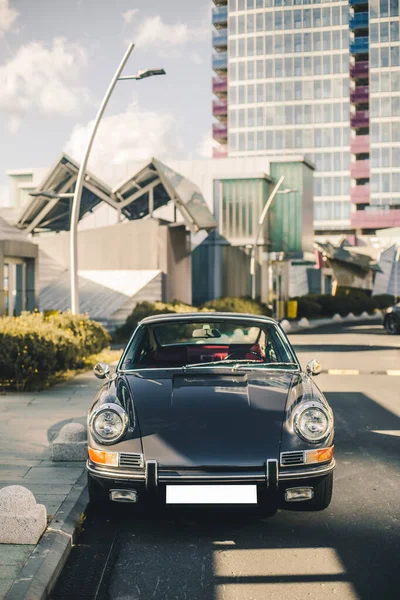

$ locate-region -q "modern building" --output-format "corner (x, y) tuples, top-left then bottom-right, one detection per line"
(1, 154), (314, 321)
(211, 0), (400, 235)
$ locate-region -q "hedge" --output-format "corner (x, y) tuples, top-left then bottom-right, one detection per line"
(0, 312), (111, 391)
(114, 297), (272, 342)
(291, 293), (395, 319)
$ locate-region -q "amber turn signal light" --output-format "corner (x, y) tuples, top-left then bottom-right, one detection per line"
(305, 446), (334, 465)
(88, 447), (119, 466)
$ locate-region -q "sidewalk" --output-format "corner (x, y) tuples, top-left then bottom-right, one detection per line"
(0, 370), (101, 599)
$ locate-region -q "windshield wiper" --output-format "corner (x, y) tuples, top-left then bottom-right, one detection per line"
(236, 362), (298, 371)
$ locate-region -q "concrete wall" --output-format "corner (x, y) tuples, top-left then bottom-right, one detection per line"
(164, 226), (192, 305)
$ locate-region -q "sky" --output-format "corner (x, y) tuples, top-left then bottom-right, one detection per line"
(0, 0), (213, 200)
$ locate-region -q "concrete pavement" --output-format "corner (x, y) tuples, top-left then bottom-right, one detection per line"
(51, 322), (400, 600)
(0, 371), (101, 598)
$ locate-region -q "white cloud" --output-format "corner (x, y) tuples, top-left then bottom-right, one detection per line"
(122, 8), (139, 24)
(0, 0), (18, 36)
(196, 132), (215, 159)
(132, 15), (208, 50)
(7, 114), (20, 133)
(0, 183), (9, 207)
(64, 99), (184, 179)
(190, 52), (204, 65)
(0, 37), (89, 123)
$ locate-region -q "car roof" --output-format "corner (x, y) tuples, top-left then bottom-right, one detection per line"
(139, 312), (278, 326)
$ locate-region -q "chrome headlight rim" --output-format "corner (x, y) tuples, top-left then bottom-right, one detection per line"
(293, 401), (332, 444)
(89, 403), (129, 445)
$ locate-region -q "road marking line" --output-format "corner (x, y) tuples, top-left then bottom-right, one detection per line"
(327, 369), (360, 375)
(387, 370), (400, 376)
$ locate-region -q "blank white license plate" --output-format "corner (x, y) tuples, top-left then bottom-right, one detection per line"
(166, 485), (257, 505)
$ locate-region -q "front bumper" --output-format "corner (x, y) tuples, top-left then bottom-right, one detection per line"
(86, 458), (336, 495)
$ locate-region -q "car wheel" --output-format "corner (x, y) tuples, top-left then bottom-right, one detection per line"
(385, 315), (400, 335)
(87, 472), (109, 509)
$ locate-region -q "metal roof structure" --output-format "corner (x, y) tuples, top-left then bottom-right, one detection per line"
(17, 156), (217, 235)
(17, 154), (115, 235)
(111, 158), (217, 233)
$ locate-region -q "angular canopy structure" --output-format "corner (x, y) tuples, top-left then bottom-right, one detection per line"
(17, 156), (217, 235)
(17, 154), (115, 234)
(112, 158), (217, 232)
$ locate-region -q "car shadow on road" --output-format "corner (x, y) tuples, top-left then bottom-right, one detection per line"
(52, 391), (400, 600)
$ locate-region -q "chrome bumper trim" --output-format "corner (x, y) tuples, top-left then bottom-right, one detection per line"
(278, 459), (336, 481)
(158, 473), (266, 483)
(86, 461), (146, 481)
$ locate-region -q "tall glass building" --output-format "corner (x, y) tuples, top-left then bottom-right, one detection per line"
(212, 0), (400, 234)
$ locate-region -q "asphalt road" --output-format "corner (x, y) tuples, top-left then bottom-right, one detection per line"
(51, 322), (400, 600)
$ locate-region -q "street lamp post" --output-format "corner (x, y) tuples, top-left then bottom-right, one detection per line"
(69, 43), (165, 314)
(250, 176), (285, 300)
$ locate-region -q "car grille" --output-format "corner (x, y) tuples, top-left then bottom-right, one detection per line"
(119, 453), (144, 469)
(280, 451), (305, 466)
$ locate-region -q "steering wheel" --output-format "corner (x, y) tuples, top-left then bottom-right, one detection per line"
(223, 350), (264, 362)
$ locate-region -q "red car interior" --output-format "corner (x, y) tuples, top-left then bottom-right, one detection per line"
(149, 343), (265, 367)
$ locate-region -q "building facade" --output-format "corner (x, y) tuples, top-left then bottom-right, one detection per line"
(211, 0), (400, 235)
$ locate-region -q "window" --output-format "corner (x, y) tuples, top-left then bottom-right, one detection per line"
(370, 0), (378, 18)
(313, 32), (321, 52)
(265, 59), (273, 77)
(391, 21), (399, 42)
(247, 14), (255, 33)
(275, 34), (284, 53)
(256, 59), (264, 78)
(275, 82), (283, 100)
(332, 7), (340, 26)
(294, 10), (302, 28)
(248, 132), (255, 150)
(285, 130), (293, 149)
(314, 80), (321, 98)
(303, 9), (311, 28)
(391, 46), (400, 67)
(265, 36), (273, 54)
(304, 104), (312, 123)
(247, 84), (255, 103)
(322, 7), (330, 27)
(257, 131), (265, 150)
(323, 56), (331, 75)
(294, 81), (302, 99)
(341, 30), (348, 50)
(256, 37), (264, 55)
(391, 0), (399, 16)
(341, 6), (348, 25)
(371, 47), (379, 68)
(333, 31), (341, 50)
(323, 32), (331, 51)
(256, 83), (264, 102)
(313, 8), (321, 27)
(275, 11), (283, 30)
(284, 11), (292, 29)
(229, 16), (237, 35)
(284, 33), (293, 53)
(334, 152), (341, 171)
(381, 47), (389, 67)
(314, 55), (321, 75)
(239, 85), (246, 103)
(248, 61), (255, 79)
(304, 32), (311, 52)
(294, 33), (302, 52)
(256, 13), (264, 31)
(247, 38), (255, 56)
(285, 57), (293, 77)
(275, 58), (283, 77)
(304, 56), (312, 75)
(324, 104), (331, 123)
(294, 105), (302, 124)
(284, 80), (293, 100)
(295, 130), (303, 148)
(238, 62), (246, 80)
(265, 12), (273, 32)
(257, 107), (264, 126)
(334, 128), (341, 146)
(236, 109), (244, 129)
(392, 96), (400, 115)
(381, 22), (389, 42)
(370, 23), (379, 43)
(294, 57), (302, 76)
(238, 15), (245, 34)
(380, 0), (389, 17)
(238, 38), (245, 57)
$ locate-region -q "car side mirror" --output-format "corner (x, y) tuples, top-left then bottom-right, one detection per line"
(93, 362), (111, 380)
(306, 359), (321, 377)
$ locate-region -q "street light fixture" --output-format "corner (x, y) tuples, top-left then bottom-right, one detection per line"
(69, 43), (166, 314)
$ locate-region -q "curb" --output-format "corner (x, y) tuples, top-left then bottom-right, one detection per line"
(287, 315), (382, 334)
(5, 470), (88, 600)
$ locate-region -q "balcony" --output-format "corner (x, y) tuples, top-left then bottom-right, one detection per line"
(212, 52), (227, 74)
(213, 145), (228, 159)
(350, 61), (369, 79)
(350, 110), (369, 128)
(350, 37), (369, 55)
(351, 185), (370, 204)
(212, 76), (227, 97)
(350, 85), (369, 104)
(213, 122), (228, 143)
(213, 0), (228, 5)
(212, 30), (228, 52)
(349, 0), (369, 6)
(349, 13), (369, 31)
(350, 160), (370, 179)
(213, 99), (228, 120)
(350, 134), (369, 154)
(351, 207), (400, 230)
(212, 5), (228, 28)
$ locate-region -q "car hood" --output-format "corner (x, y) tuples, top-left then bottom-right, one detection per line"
(125, 370), (298, 467)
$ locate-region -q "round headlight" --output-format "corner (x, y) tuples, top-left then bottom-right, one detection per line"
(90, 405), (128, 445)
(294, 404), (331, 442)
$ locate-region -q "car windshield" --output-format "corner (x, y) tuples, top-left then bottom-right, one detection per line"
(119, 319), (298, 371)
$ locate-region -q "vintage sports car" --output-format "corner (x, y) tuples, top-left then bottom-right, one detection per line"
(87, 313), (335, 515)
(384, 303), (400, 334)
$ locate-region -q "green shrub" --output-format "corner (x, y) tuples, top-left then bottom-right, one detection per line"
(114, 301), (212, 342)
(201, 296), (272, 316)
(371, 294), (395, 309)
(0, 312), (110, 391)
(290, 297), (322, 319)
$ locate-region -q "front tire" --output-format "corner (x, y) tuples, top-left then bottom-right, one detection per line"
(385, 315), (400, 335)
